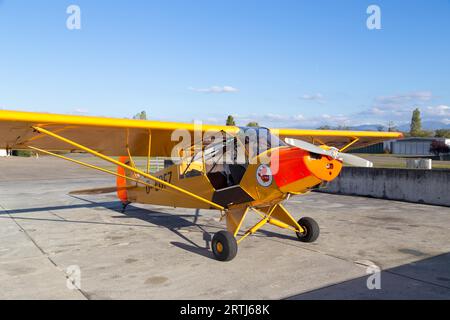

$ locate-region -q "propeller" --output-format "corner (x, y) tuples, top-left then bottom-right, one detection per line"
(285, 138), (373, 168)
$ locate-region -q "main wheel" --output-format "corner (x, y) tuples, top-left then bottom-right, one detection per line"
(211, 231), (238, 262)
(296, 217), (320, 243)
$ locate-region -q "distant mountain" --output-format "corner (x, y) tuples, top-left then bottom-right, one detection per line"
(349, 122), (450, 132)
(348, 124), (387, 131)
(295, 121), (450, 132)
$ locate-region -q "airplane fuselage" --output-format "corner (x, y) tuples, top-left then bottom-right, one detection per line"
(117, 146), (343, 210)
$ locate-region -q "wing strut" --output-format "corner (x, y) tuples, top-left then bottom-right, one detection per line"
(27, 146), (172, 194)
(30, 126), (225, 211)
(146, 129), (152, 174)
(339, 138), (359, 152)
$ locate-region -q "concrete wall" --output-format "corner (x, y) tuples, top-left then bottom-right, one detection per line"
(319, 167), (450, 207)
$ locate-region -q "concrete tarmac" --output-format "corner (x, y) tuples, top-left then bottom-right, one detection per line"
(0, 157), (449, 300)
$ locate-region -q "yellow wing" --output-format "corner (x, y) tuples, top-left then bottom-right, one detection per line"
(272, 128), (403, 151)
(0, 110), (239, 157)
(0, 110), (403, 156)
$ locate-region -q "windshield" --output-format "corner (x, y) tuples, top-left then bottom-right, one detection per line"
(182, 127), (286, 177)
(236, 127), (287, 158)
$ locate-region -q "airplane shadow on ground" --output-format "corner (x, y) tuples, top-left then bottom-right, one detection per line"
(67, 196), (219, 259)
(0, 196), (218, 260)
(111, 203), (215, 260)
(2, 198), (450, 298)
(287, 252), (450, 300)
(0, 195), (302, 260)
(102, 199), (303, 260)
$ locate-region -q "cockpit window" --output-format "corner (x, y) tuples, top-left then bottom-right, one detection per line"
(180, 127), (287, 189)
(236, 127), (287, 159)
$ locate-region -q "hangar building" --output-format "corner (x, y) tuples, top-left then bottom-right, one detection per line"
(351, 137), (450, 156)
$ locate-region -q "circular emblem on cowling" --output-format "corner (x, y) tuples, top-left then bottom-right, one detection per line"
(256, 164), (273, 187)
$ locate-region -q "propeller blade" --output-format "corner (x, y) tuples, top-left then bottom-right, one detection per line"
(285, 138), (373, 167)
(285, 138), (330, 156)
(339, 153), (374, 168)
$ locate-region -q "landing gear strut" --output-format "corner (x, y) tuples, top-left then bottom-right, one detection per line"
(211, 207), (320, 262)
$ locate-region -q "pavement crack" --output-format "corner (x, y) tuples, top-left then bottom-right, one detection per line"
(49, 210), (67, 221)
(0, 204), (90, 300)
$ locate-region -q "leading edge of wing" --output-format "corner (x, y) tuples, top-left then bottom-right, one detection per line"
(0, 109), (240, 133)
(0, 109), (404, 140)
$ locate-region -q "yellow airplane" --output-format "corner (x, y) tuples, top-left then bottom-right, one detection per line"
(0, 110), (403, 261)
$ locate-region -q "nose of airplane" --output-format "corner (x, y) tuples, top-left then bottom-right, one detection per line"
(271, 147), (343, 193)
(302, 150), (343, 181)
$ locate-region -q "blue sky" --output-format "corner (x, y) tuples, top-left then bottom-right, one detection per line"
(0, 0), (449, 128)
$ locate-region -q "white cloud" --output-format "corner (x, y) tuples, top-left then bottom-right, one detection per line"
(360, 107), (385, 116)
(203, 117), (223, 124)
(375, 91), (433, 107)
(189, 86), (239, 94)
(352, 91), (445, 124)
(191, 91), (447, 129)
(229, 112), (352, 128)
(264, 113), (303, 121)
(300, 93), (325, 103)
(226, 113), (307, 127)
(73, 108), (89, 114)
(229, 105), (448, 129)
(425, 105), (450, 117)
(293, 114), (305, 121)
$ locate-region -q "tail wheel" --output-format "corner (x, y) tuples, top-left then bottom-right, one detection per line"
(211, 231), (238, 262)
(296, 217), (320, 243)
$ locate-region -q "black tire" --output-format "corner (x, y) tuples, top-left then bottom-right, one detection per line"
(211, 231), (238, 262)
(296, 217), (320, 243)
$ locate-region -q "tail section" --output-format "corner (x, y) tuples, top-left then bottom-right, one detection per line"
(117, 156), (130, 204)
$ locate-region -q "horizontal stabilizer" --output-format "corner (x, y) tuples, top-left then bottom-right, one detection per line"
(69, 186), (132, 196)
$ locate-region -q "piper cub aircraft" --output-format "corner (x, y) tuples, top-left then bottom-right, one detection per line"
(0, 110), (403, 261)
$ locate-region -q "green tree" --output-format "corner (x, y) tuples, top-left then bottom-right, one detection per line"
(317, 125), (350, 131)
(410, 108), (422, 136)
(133, 111), (147, 120)
(435, 129), (450, 138)
(226, 115), (236, 126)
(246, 122), (259, 127)
(416, 130), (434, 137)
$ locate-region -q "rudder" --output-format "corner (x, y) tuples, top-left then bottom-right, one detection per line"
(117, 156), (130, 204)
